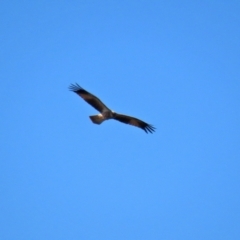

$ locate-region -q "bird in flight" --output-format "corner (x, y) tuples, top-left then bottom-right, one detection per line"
(69, 83), (155, 133)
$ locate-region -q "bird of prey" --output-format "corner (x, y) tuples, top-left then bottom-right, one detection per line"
(69, 83), (155, 133)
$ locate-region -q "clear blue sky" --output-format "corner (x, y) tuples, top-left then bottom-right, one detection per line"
(1, 1), (240, 239)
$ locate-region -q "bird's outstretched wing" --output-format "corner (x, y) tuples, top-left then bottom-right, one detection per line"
(69, 83), (110, 113)
(113, 113), (156, 133)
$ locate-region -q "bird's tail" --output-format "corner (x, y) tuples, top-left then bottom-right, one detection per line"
(89, 114), (105, 125)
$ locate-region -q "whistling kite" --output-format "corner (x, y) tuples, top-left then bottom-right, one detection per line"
(69, 83), (155, 133)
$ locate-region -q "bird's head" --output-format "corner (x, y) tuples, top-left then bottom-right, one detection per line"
(111, 110), (116, 117)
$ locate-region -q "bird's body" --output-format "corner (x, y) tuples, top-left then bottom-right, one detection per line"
(89, 111), (114, 124)
(69, 83), (155, 133)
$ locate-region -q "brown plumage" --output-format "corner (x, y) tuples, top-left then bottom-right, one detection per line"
(69, 83), (156, 133)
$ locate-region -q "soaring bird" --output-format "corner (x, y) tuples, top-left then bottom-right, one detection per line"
(69, 83), (155, 133)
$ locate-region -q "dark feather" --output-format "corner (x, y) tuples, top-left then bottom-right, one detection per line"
(113, 113), (156, 133)
(69, 83), (110, 113)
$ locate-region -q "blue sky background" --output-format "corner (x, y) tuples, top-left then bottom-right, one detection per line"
(1, 1), (240, 239)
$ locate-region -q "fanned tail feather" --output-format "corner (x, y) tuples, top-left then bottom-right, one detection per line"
(89, 115), (105, 125)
